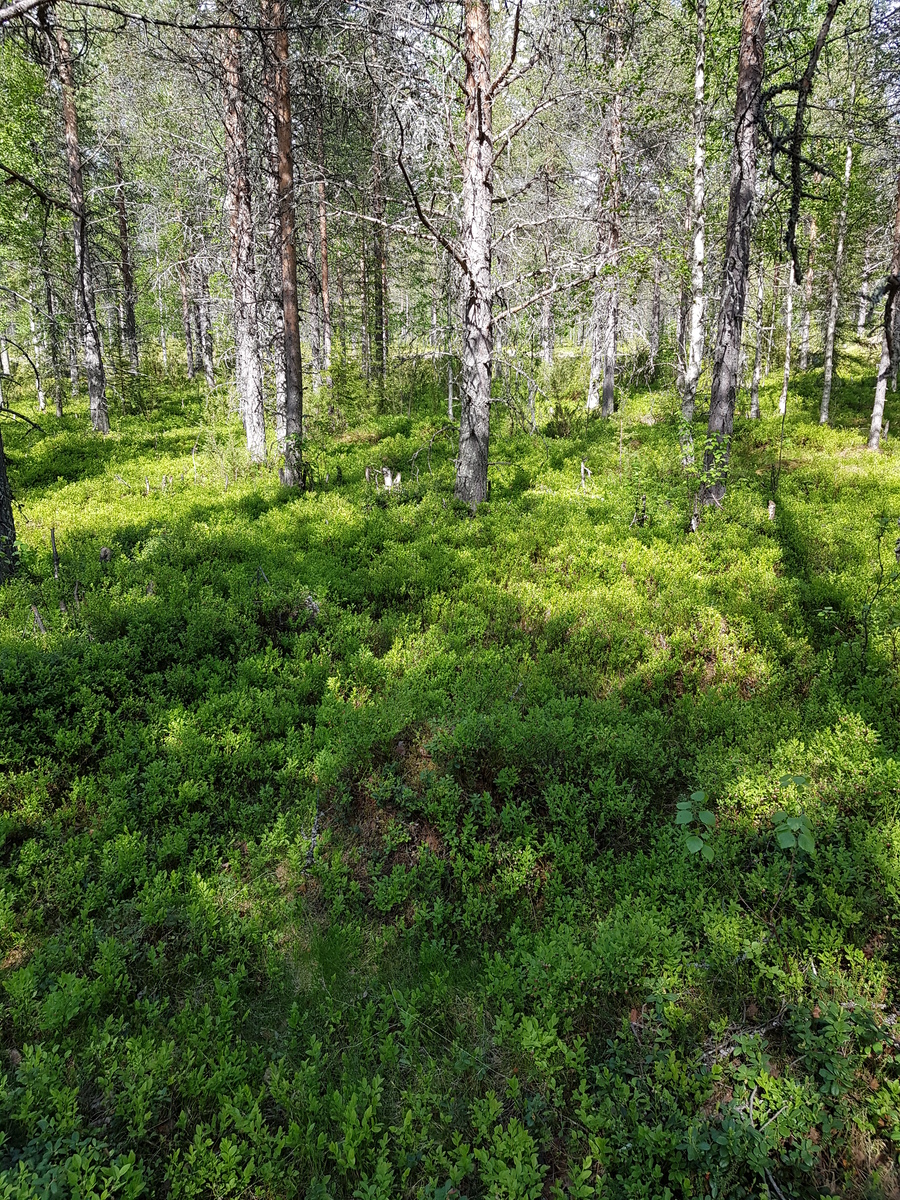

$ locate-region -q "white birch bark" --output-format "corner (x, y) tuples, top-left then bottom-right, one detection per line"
(454, 0), (493, 508)
(681, 0), (706, 421)
(868, 170), (900, 450)
(221, 18), (266, 462)
(779, 262), (794, 415)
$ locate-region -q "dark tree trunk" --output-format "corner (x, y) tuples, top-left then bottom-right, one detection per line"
(39, 241), (64, 417)
(0, 423), (16, 583)
(700, 0), (765, 507)
(316, 113), (332, 373)
(113, 147), (139, 375)
(264, 0), (304, 485)
(194, 262), (215, 387)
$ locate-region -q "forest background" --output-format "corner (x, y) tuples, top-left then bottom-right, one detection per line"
(2, 0), (900, 1196)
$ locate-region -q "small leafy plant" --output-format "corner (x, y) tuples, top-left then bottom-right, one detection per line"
(676, 791), (716, 861)
(773, 775), (815, 854)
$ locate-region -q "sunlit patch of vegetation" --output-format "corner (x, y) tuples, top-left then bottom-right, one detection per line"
(2, 357), (900, 1198)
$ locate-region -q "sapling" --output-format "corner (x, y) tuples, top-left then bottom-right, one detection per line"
(676, 790), (716, 861)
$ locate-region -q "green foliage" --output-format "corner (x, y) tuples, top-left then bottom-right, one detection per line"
(2, 364), (900, 1198)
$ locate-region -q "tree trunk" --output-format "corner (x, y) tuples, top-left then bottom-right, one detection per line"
(221, 17), (266, 461)
(305, 196), (322, 390)
(681, 0), (707, 420)
(765, 261), (779, 378)
(155, 239), (168, 371)
(178, 261), (195, 379)
(779, 262), (795, 415)
(868, 170), (900, 451)
(0, 423), (15, 583)
(371, 149), (388, 393)
(799, 214), (817, 370)
(113, 147), (139, 376)
(602, 50), (623, 419)
(649, 240), (662, 379)
(701, 0), (765, 508)
(194, 262), (215, 387)
(316, 114), (332, 374)
(28, 302), (46, 411)
(749, 251), (765, 418)
(454, 0), (493, 509)
(858, 242), (871, 338)
(39, 244), (63, 417)
(587, 46), (622, 420)
(264, 0), (304, 485)
(820, 137), (853, 424)
(48, 6), (108, 433)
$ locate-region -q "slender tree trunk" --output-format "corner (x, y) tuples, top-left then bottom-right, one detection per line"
(601, 48), (623, 419)
(455, 0), (493, 508)
(858, 242), (871, 338)
(586, 275), (604, 411)
(821, 137), (853, 424)
(682, 0), (707, 420)
(799, 214), (817, 370)
(221, 17), (266, 461)
(700, 0), (765, 508)
(446, 251), (455, 420)
(305, 196), (322, 390)
(39, 244), (63, 416)
(361, 243), (371, 381)
(649, 239), (662, 378)
(194, 262), (215, 387)
(178, 263), (195, 378)
(765, 262), (779, 377)
(779, 263), (795, 415)
(868, 170), (900, 451)
(113, 148), (139, 376)
(316, 114), (332, 374)
(371, 150), (388, 391)
(28, 302), (46, 411)
(264, 0), (304, 485)
(749, 251), (765, 417)
(48, 7), (108, 433)
(154, 237), (168, 371)
(261, 28), (287, 447)
(0, 423), (15, 583)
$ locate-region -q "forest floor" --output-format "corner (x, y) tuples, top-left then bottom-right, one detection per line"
(2, 351), (900, 1199)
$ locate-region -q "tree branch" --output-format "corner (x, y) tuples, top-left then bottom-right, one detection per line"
(393, 109), (469, 277)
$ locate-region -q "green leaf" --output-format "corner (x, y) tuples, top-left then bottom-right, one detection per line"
(778, 775), (793, 787)
(772, 810), (788, 825)
(690, 791), (706, 804)
(793, 775), (809, 788)
(698, 810), (715, 828)
(797, 832), (815, 854)
(776, 829), (796, 850)
(701, 843), (714, 862)
(675, 810), (693, 824)
(676, 800), (692, 809)
(686, 835), (704, 854)
(786, 816), (802, 831)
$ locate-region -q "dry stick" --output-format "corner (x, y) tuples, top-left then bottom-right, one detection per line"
(31, 605), (47, 633)
(50, 526), (59, 579)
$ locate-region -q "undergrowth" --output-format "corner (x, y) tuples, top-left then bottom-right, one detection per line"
(1, 355), (899, 1199)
